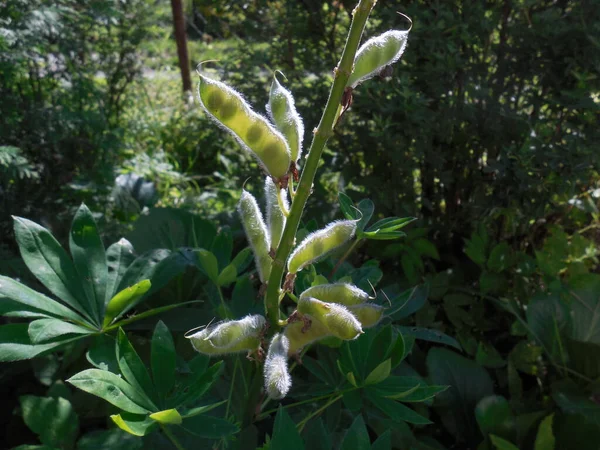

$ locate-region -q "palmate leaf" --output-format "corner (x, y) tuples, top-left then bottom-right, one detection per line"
(20, 395), (79, 449)
(69, 204), (108, 324)
(116, 329), (157, 405)
(151, 320), (176, 402)
(28, 318), (93, 344)
(0, 323), (80, 362)
(12, 218), (94, 323)
(366, 391), (432, 425)
(105, 238), (136, 304)
(269, 407), (304, 450)
(340, 415), (370, 450)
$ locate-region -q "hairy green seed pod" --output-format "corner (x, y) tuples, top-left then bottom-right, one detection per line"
(347, 303), (385, 328)
(264, 333), (292, 399)
(197, 72), (291, 179)
(267, 72), (304, 163)
(264, 177), (288, 250)
(287, 220), (357, 274)
(187, 314), (265, 355)
(238, 190), (272, 283)
(284, 318), (330, 355)
(347, 30), (409, 88)
(299, 283), (371, 306)
(298, 297), (363, 341)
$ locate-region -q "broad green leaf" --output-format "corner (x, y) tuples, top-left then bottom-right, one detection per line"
(77, 428), (143, 450)
(116, 329), (157, 405)
(476, 341), (506, 369)
(111, 413), (157, 437)
(464, 233), (487, 266)
(20, 395), (78, 449)
(103, 279), (151, 327)
(369, 376), (447, 402)
(339, 192), (359, 220)
(69, 204), (108, 322)
(526, 293), (571, 359)
(302, 419), (332, 450)
(12, 217), (92, 322)
(552, 381), (600, 427)
(390, 332), (408, 368)
(340, 415), (370, 450)
(86, 334), (119, 373)
(67, 369), (154, 414)
(105, 238), (136, 304)
(0, 323), (75, 362)
(217, 263), (237, 287)
(28, 318), (92, 344)
(413, 239), (440, 260)
(181, 414), (239, 439)
(211, 226), (233, 271)
(270, 407), (304, 450)
(356, 198), (374, 231)
(372, 430), (392, 450)
(475, 395), (515, 441)
(569, 274), (600, 345)
(367, 392), (432, 424)
(534, 414), (555, 450)
(0, 276), (85, 323)
(151, 321), (176, 401)
(149, 408), (182, 425)
(116, 249), (171, 294)
(488, 242), (511, 272)
(231, 247), (253, 273)
(490, 435), (519, 450)
(365, 326), (394, 378)
(365, 358), (392, 385)
(343, 389), (362, 412)
(196, 249), (219, 281)
(566, 338), (600, 379)
(396, 326), (461, 351)
(385, 284), (429, 319)
(426, 348), (493, 442)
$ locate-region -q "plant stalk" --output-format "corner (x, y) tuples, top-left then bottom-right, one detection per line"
(264, 0), (375, 329)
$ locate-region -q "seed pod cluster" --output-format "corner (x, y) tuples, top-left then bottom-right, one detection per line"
(299, 283), (371, 306)
(264, 177), (288, 251)
(238, 190), (272, 283)
(347, 30), (409, 88)
(298, 297), (363, 341)
(264, 333), (292, 399)
(197, 72), (291, 180)
(187, 314), (266, 356)
(284, 319), (330, 355)
(267, 73), (304, 164)
(287, 220), (357, 274)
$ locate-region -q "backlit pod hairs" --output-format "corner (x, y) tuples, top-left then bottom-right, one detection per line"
(347, 30), (410, 89)
(347, 303), (385, 328)
(284, 318), (331, 355)
(197, 70), (291, 180)
(266, 72), (304, 164)
(287, 220), (357, 274)
(264, 177), (288, 251)
(264, 333), (292, 399)
(187, 314), (266, 355)
(298, 282), (371, 306)
(238, 190), (272, 283)
(297, 297), (363, 341)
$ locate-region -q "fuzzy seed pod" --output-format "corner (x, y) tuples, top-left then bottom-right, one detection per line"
(347, 303), (385, 328)
(264, 177), (288, 250)
(299, 283), (371, 306)
(267, 73), (304, 163)
(284, 317), (330, 354)
(347, 30), (409, 88)
(187, 314), (265, 356)
(287, 220), (357, 274)
(298, 297), (363, 341)
(264, 334), (292, 399)
(197, 73), (291, 180)
(238, 190), (272, 283)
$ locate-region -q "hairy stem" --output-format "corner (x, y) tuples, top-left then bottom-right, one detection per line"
(264, 0), (375, 329)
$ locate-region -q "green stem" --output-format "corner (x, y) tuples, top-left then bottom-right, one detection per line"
(264, 0), (375, 329)
(296, 394), (344, 432)
(161, 424), (186, 450)
(225, 357), (239, 419)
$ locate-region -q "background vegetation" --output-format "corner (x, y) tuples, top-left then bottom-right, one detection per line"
(1, 0), (599, 449)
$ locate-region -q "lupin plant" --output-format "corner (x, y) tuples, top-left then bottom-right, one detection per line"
(189, 0), (416, 403)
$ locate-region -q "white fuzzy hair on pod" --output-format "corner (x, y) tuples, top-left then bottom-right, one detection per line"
(264, 177), (288, 250)
(299, 282), (371, 305)
(238, 190), (271, 283)
(348, 30), (409, 88)
(287, 220), (357, 274)
(264, 333), (291, 399)
(321, 302), (363, 340)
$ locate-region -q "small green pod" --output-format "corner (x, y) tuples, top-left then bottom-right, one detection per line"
(238, 190), (272, 283)
(187, 314), (265, 356)
(103, 279), (151, 327)
(284, 318), (330, 355)
(264, 333), (292, 399)
(298, 297), (363, 341)
(299, 283), (371, 306)
(347, 30), (409, 88)
(264, 177), (288, 251)
(347, 303), (385, 328)
(197, 73), (291, 179)
(267, 73), (304, 163)
(287, 220), (357, 274)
